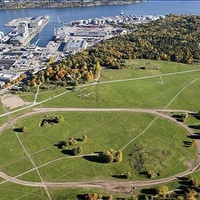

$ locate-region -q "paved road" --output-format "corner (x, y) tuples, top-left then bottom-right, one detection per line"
(0, 108), (199, 193)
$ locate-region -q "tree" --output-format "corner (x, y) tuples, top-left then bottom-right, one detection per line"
(177, 196), (184, 200)
(125, 171), (132, 179)
(108, 195), (113, 200)
(82, 134), (87, 142)
(129, 195), (138, 200)
(55, 115), (64, 123)
(189, 178), (198, 187)
(186, 189), (197, 200)
(157, 185), (169, 198)
(72, 146), (82, 156)
(21, 126), (27, 133)
(115, 150), (123, 163)
(101, 151), (113, 163)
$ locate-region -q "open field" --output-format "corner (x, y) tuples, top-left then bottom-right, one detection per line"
(16, 59), (200, 111)
(0, 59), (200, 199)
(40, 70), (200, 110)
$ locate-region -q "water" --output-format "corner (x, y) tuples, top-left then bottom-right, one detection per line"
(0, 0), (199, 46)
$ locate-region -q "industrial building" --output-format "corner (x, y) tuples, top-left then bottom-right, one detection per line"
(63, 38), (88, 54)
(0, 72), (19, 83)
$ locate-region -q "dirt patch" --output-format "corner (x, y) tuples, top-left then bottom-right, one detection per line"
(1, 95), (27, 109)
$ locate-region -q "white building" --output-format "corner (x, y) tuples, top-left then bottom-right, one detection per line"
(17, 22), (29, 35)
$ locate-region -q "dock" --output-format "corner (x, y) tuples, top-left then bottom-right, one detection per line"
(1, 15), (50, 46)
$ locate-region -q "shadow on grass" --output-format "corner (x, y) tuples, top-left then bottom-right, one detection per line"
(83, 155), (105, 163)
(54, 141), (65, 149)
(61, 149), (73, 156)
(76, 194), (85, 200)
(111, 174), (127, 179)
(172, 114), (183, 122)
(139, 171), (148, 176)
(183, 141), (192, 147)
(140, 188), (157, 195)
(191, 113), (200, 120)
(77, 194), (111, 200)
(187, 134), (200, 139)
(75, 138), (83, 142)
(188, 125), (200, 130)
(177, 176), (190, 181)
(13, 128), (22, 133)
(178, 180), (191, 186)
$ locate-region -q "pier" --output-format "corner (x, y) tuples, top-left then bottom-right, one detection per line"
(1, 15), (50, 46)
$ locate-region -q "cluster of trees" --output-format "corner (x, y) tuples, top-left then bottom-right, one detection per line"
(172, 112), (189, 122)
(170, 176), (199, 200)
(156, 185), (169, 199)
(91, 15), (200, 65)
(101, 149), (123, 163)
(2, 74), (26, 89)
(58, 138), (77, 149)
(24, 15), (200, 89)
(59, 134), (87, 149)
(79, 193), (113, 200)
(57, 135), (87, 156)
(25, 56), (101, 88)
(138, 176), (199, 200)
(40, 115), (64, 127)
(72, 145), (82, 156)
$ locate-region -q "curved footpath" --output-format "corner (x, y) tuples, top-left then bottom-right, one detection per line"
(0, 108), (200, 192)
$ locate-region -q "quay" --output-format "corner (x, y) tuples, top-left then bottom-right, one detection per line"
(1, 15), (50, 46)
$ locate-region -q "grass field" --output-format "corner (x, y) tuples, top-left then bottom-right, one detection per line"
(0, 111), (196, 183)
(37, 61), (200, 111)
(1, 59), (200, 199)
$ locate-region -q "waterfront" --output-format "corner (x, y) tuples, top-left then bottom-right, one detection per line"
(0, 0), (199, 46)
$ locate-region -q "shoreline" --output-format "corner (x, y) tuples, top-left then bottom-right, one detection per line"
(0, 0), (144, 10)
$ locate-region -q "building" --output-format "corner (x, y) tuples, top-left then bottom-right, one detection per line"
(0, 72), (19, 83)
(63, 38), (88, 54)
(17, 22), (28, 35)
(29, 17), (43, 28)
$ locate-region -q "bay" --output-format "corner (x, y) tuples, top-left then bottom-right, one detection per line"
(0, 0), (199, 46)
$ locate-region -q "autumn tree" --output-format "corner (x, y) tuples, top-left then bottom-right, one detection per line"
(21, 126), (27, 133)
(157, 185), (169, 198)
(115, 150), (123, 163)
(82, 134), (87, 142)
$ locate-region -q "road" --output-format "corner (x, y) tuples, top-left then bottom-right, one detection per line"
(0, 107), (200, 193)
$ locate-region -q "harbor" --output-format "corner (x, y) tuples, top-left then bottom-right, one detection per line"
(0, 12), (164, 88)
